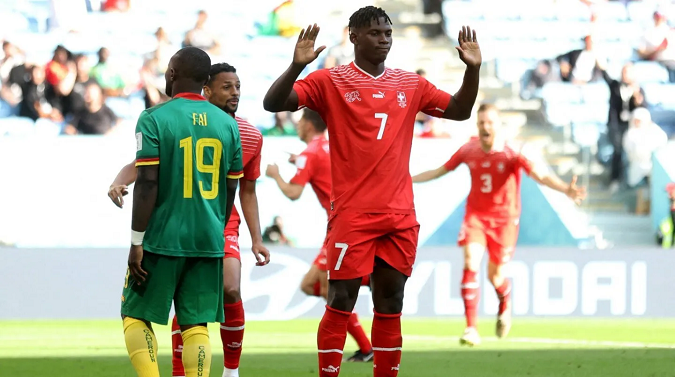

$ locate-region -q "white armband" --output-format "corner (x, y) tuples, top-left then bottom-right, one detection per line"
(131, 230), (145, 246)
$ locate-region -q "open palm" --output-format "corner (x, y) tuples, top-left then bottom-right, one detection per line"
(456, 26), (482, 68)
(293, 24), (326, 66)
(566, 175), (587, 206)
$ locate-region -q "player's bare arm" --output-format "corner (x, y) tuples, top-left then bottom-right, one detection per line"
(224, 177), (239, 227)
(529, 169), (587, 205)
(239, 178), (271, 266)
(263, 24), (326, 112)
(442, 26), (482, 121)
(412, 166), (450, 183)
(108, 159), (137, 208)
(128, 165), (159, 284)
(266, 163), (305, 200)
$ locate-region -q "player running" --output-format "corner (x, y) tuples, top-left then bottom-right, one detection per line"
(263, 6), (482, 376)
(121, 47), (243, 377)
(110, 62), (270, 377)
(412, 103), (587, 346)
(265, 108), (374, 362)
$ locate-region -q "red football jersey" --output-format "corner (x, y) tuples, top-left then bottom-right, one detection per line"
(290, 134), (331, 215)
(444, 137), (535, 219)
(293, 62), (452, 213)
(225, 116), (263, 233)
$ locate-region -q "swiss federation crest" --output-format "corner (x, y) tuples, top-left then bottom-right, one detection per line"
(345, 90), (361, 103)
(397, 91), (407, 108)
(497, 162), (505, 172)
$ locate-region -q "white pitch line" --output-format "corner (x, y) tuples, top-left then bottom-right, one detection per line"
(406, 335), (675, 349)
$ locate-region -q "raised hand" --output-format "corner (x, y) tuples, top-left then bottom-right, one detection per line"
(566, 175), (587, 206)
(456, 26), (481, 68)
(293, 24), (326, 66)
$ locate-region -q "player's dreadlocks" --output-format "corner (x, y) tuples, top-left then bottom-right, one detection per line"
(348, 6), (392, 31)
(207, 62), (236, 85)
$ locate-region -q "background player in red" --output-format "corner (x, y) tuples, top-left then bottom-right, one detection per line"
(413, 104), (586, 346)
(265, 108), (374, 362)
(263, 6), (482, 376)
(108, 63), (270, 377)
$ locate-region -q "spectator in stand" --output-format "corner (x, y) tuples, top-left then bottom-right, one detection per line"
(19, 64), (63, 123)
(90, 47), (126, 97)
(323, 26), (354, 69)
(63, 81), (118, 135)
(153, 27), (176, 74)
(596, 58), (647, 193)
(183, 10), (220, 55)
(622, 108), (667, 214)
(45, 45), (71, 88)
(522, 60), (559, 99)
(264, 112), (298, 136)
(62, 54), (97, 117)
(556, 35), (602, 84)
(139, 57), (167, 109)
(637, 11), (675, 81)
(102, 0), (130, 12)
(1, 41), (24, 84)
(262, 216), (293, 246)
(0, 41), (25, 111)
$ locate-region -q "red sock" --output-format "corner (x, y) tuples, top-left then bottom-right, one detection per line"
(461, 269), (480, 329)
(313, 281), (322, 296)
(347, 312), (372, 353)
(171, 315), (185, 377)
(221, 301), (245, 370)
(317, 305), (350, 377)
(372, 312), (402, 377)
(495, 279), (512, 315)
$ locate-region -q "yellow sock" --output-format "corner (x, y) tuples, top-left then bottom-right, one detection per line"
(181, 326), (212, 377)
(123, 317), (160, 377)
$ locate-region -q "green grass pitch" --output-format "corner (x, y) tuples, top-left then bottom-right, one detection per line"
(1, 318), (674, 376)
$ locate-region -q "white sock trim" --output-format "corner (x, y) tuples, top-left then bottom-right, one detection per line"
(318, 349), (344, 354)
(171, 330), (181, 335)
(372, 347), (402, 351)
(220, 324), (245, 331)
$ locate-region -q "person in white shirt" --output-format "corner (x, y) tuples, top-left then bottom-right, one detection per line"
(623, 107), (668, 213)
(638, 11), (675, 81)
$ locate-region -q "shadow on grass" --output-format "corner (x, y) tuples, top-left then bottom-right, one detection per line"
(0, 348), (672, 377)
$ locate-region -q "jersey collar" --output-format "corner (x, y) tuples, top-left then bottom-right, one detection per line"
(351, 62), (386, 80)
(173, 92), (206, 101)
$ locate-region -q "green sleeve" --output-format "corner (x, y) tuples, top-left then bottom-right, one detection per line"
(135, 111), (160, 166)
(226, 119), (244, 179)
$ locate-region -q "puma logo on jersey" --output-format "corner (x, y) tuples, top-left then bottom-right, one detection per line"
(344, 91), (361, 103)
(482, 161), (491, 168)
(373, 91), (385, 99)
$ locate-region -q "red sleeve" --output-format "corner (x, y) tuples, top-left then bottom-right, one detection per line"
(293, 69), (329, 110)
(418, 76), (452, 117)
(516, 153), (535, 176)
(443, 145), (465, 171)
(243, 137), (262, 180)
(289, 151), (313, 186)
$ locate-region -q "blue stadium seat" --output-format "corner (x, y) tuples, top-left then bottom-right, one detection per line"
(650, 108), (675, 138)
(544, 102), (574, 127)
(633, 61), (670, 83)
(592, 2), (629, 22)
(0, 12), (30, 32)
(105, 97), (132, 119)
(442, 1), (485, 21)
(496, 59), (534, 83)
(571, 122), (602, 147)
(570, 103), (609, 124)
(519, 3), (557, 21)
(0, 117), (35, 137)
(542, 82), (583, 105)
(643, 84), (675, 109)
(627, 1), (655, 23)
(554, 1), (592, 21)
(581, 83), (610, 105)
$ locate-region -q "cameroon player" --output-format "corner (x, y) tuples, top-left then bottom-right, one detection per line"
(121, 47), (243, 377)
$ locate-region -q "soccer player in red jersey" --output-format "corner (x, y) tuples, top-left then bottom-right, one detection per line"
(413, 104), (586, 346)
(263, 6), (482, 376)
(108, 63), (270, 377)
(265, 108), (374, 362)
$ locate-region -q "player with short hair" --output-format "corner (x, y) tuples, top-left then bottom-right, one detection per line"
(110, 62), (270, 377)
(263, 6), (482, 376)
(265, 108), (374, 362)
(413, 104), (586, 346)
(121, 47), (243, 377)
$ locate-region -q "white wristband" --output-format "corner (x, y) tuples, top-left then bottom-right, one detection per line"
(131, 230), (145, 246)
